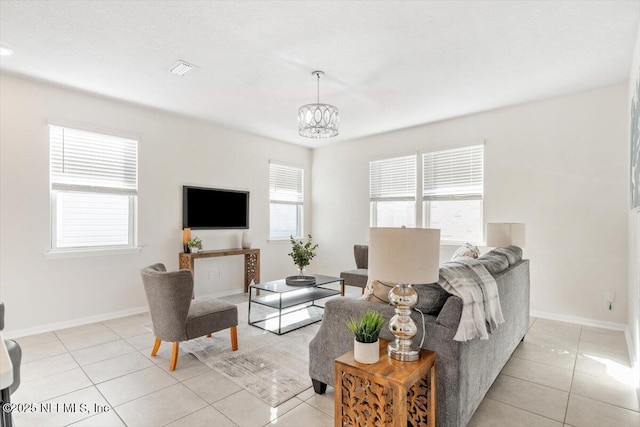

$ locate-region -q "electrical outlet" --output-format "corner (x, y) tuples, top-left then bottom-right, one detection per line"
(604, 291), (615, 311)
(208, 271), (214, 280)
(604, 291), (615, 303)
(218, 270), (223, 279)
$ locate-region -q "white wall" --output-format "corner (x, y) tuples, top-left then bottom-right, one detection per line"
(0, 74), (312, 333)
(313, 84), (629, 325)
(627, 22), (640, 393)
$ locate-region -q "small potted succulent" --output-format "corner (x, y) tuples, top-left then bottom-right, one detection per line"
(288, 234), (318, 276)
(186, 237), (203, 253)
(347, 310), (385, 364)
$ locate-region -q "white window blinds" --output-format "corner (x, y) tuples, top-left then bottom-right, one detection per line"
(50, 125), (138, 194)
(370, 155), (417, 201)
(49, 125), (138, 250)
(269, 163), (304, 203)
(422, 145), (483, 200)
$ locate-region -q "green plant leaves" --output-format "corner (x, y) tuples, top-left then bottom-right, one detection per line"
(288, 234), (318, 268)
(346, 310), (384, 343)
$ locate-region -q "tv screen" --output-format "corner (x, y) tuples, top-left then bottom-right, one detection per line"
(183, 186), (249, 229)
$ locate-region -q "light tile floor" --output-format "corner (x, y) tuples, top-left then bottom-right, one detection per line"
(7, 291), (640, 427)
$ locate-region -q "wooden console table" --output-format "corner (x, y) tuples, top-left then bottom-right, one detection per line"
(179, 248), (260, 293)
(334, 339), (436, 427)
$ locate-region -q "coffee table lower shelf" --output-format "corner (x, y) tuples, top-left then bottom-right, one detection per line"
(248, 285), (341, 335)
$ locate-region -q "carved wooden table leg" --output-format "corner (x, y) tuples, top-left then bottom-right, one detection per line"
(244, 252), (260, 293)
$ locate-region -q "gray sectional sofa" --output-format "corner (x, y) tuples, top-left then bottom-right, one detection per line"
(309, 248), (530, 427)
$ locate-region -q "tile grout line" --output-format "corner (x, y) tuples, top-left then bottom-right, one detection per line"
(570, 329), (640, 415)
(61, 321), (141, 427)
(562, 325), (583, 424)
(499, 371), (571, 394)
(482, 397), (566, 425)
(25, 327), (118, 426)
(510, 353), (576, 372)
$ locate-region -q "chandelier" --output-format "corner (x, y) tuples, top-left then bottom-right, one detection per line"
(298, 71), (339, 138)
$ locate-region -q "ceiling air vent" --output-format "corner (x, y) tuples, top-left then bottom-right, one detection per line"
(169, 60), (196, 76)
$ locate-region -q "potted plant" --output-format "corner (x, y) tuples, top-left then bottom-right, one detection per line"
(186, 237), (203, 253)
(288, 234), (318, 276)
(347, 310), (385, 364)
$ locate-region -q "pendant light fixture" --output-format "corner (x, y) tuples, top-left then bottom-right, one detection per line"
(298, 71), (339, 138)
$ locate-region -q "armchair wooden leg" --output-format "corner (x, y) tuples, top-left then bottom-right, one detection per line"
(206, 333), (212, 338)
(230, 326), (238, 351)
(151, 337), (161, 356)
(170, 342), (179, 371)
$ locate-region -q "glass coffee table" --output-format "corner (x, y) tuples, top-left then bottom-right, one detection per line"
(248, 274), (344, 335)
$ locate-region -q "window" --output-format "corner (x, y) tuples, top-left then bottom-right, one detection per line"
(369, 145), (484, 243)
(49, 125), (138, 250)
(269, 162), (304, 239)
(423, 145), (484, 243)
(370, 155), (417, 227)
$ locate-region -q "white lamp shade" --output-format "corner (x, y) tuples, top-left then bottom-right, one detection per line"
(486, 223), (526, 247)
(368, 228), (440, 284)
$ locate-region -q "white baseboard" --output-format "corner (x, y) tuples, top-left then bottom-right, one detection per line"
(3, 289), (247, 340)
(3, 305), (149, 340)
(530, 310), (627, 331)
(624, 327), (640, 394)
(202, 289), (247, 299)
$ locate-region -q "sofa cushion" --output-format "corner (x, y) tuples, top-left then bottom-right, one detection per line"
(489, 246), (523, 265)
(451, 243), (480, 260)
(476, 254), (509, 274)
(365, 280), (395, 304)
(414, 283), (451, 314)
(365, 279), (449, 315)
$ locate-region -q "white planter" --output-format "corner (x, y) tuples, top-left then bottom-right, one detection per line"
(353, 338), (379, 364)
(191, 247), (200, 253)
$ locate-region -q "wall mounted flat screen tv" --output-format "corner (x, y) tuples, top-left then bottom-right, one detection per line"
(183, 186), (249, 229)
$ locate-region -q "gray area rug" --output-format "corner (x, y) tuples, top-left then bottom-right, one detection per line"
(180, 301), (322, 407)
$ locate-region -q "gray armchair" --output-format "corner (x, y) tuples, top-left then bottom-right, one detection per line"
(339, 245), (369, 293)
(1, 303), (21, 427)
(140, 263), (238, 371)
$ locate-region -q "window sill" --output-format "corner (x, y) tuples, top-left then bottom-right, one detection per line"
(46, 246), (143, 259)
(268, 238), (294, 244)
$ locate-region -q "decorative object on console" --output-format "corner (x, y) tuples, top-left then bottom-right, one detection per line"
(369, 227), (440, 362)
(241, 231), (251, 249)
(182, 227), (191, 253)
(288, 234), (318, 275)
(285, 275), (317, 286)
(485, 223), (526, 247)
(186, 236), (203, 254)
(347, 310), (384, 364)
(451, 243), (480, 260)
(298, 71), (339, 139)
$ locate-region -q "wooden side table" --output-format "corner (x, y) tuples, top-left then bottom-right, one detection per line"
(334, 339), (436, 427)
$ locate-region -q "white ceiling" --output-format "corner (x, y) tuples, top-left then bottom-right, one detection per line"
(0, 1), (639, 147)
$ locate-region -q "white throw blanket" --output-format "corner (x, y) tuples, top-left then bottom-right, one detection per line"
(438, 257), (504, 341)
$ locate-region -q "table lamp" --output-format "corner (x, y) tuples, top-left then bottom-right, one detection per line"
(369, 227), (440, 361)
(486, 223), (525, 247)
